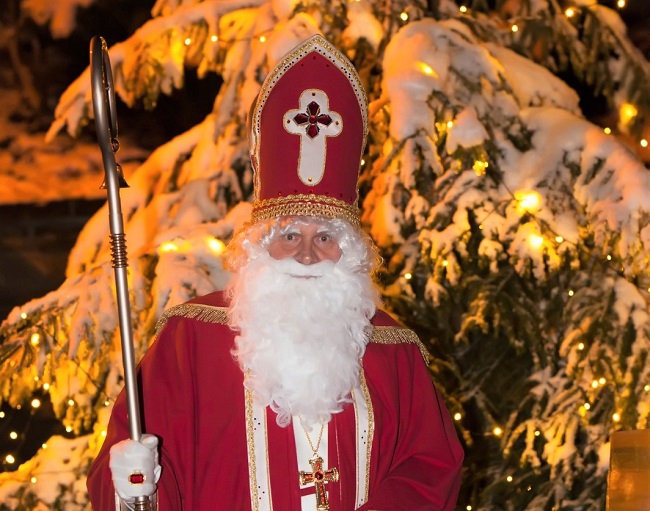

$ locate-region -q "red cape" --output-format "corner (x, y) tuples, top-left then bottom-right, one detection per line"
(87, 291), (463, 510)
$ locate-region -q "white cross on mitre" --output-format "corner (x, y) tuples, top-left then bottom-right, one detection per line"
(284, 89), (343, 186)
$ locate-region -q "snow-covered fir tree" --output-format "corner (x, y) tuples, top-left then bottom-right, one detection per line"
(1, 0), (649, 509)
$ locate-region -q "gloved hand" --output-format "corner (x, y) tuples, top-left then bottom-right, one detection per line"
(109, 434), (162, 504)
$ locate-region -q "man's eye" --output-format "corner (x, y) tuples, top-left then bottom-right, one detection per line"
(285, 233), (296, 241)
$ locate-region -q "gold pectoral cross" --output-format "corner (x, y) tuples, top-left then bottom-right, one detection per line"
(299, 455), (339, 511)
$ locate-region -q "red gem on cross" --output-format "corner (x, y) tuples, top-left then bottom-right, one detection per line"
(293, 101), (333, 139)
(128, 472), (145, 485)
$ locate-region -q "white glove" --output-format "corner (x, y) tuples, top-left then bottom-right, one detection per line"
(109, 434), (162, 504)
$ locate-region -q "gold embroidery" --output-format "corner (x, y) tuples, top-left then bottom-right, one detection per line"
(359, 368), (375, 502)
(154, 304), (228, 335)
(252, 194), (360, 226)
(359, 369), (374, 503)
(251, 35), (368, 201)
(370, 326), (430, 364)
(245, 387), (259, 511)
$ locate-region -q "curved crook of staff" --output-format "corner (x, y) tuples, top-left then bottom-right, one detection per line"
(90, 36), (152, 511)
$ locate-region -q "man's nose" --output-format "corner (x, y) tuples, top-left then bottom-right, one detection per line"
(296, 240), (317, 265)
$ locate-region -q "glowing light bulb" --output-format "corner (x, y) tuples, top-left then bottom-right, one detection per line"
(606, 255), (612, 261)
(104, 400), (110, 406)
(160, 241), (178, 253)
(9, 431), (18, 440)
(568, 290), (574, 297)
(644, 384), (650, 392)
(184, 37), (192, 46)
(603, 127), (611, 135)
(555, 236), (564, 243)
(68, 399), (75, 407)
(31, 399), (41, 408)
(617, 0), (625, 7)
(454, 413), (462, 421)
(361, 159), (366, 166)
(66, 426), (73, 433)
(0, 412), (4, 418)
(400, 11), (408, 21)
(404, 273), (412, 280)
(493, 427), (503, 436)
(565, 8), (576, 17)
(42, 443), (47, 449)
(207, 238), (226, 255)
(641, 139), (648, 148)
(259, 35), (267, 43)
(446, 121), (453, 129)
(584, 402), (591, 410)
(419, 62), (435, 76)
(613, 413), (621, 422)
(534, 430), (540, 437)
(578, 342), (584, 350)
(516, 190), (542, 213)
(442, 260), (449, 267)
(459, 5), (468, 13)
(211, 35), (218, 42)
(592, 380), (599, 388)
(473, 160), (489, 176)
(31, 477), (37, 484)
(620, 103), (638, 126)
(21, 312), (27, 320)
(30, 333), (40, 346)
(506, 475), (513, 482)
(511, 24), (518, 32)
(102, 430), (107, 437)
(5, 455), (15, 464)
(42, 383), (50, 391)
(529, 234), (544, 249)
(598, 377), (606, 385)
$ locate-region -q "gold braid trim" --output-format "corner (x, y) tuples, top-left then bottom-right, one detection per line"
(370, 326), (431, 364)
(154, 305), (430, 364)
(154, 304), (229, 335)
(252, 194), (360, 226)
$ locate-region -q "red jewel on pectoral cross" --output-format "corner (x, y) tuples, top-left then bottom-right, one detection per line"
(299, 455), (339, 511)
(293, 101), (334, 139)
(284, 89), (342, 186)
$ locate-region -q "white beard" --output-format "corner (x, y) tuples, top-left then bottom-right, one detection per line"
(227, 252), (378, 428)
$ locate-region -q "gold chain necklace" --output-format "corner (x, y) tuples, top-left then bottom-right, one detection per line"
(299, 416), (325, 455)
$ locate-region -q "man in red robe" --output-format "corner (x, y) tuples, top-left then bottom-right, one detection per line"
(87, 34), (463, 511)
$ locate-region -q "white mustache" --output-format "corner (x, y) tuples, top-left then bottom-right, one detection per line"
(273, 258), (336, 278)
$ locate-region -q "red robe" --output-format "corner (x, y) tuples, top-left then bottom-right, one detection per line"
(87, 291), (463, 510)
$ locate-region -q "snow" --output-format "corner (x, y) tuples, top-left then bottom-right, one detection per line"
(22, 0), (94, 39)
(1, 1), (650, 510)
(0, 89), (147, 205)
(446, 107), (488, 153)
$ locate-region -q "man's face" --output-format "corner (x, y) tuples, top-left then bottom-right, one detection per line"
(267, 219), (342, 265)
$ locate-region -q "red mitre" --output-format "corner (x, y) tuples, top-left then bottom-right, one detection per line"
(249, 34), (368, 226)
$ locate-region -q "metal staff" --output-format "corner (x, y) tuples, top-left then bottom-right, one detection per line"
(90, 36), (152, 511)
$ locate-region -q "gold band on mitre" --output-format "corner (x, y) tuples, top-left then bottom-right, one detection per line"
(251, 194), (360, 226)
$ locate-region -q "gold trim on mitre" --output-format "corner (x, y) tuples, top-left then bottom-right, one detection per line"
(252, 193), (360, 226)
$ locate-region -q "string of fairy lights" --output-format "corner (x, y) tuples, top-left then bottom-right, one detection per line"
(0, 0), (647, 505)
(0, 236), (227, 477)
(392, 1), (649, 502)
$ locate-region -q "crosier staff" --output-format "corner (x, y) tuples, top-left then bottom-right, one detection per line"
(90, 36), (152, 511)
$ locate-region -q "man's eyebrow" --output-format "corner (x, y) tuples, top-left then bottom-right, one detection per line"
(279, 225), (301, 234)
